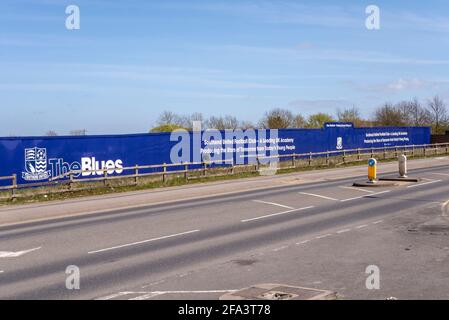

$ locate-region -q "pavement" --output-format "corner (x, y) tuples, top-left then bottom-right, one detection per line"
(0, 157), (448, 299)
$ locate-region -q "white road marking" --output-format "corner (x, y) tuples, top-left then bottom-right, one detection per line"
(336, 228), (351, 234)
(340, 190), (391, 202)
(88, 229), (200, 254)
(241, 206), (314, 223)
(296, 240), (311, 245)
(299, 192), (339, 201)
(316, 234), (333, 239)
(96, 292), (136, 300)
(339, 186), (374, 193)
(407, 180), (442, 189)
(252, 200), (295, 210)
(0, 247), (41, 258)
(356, 224), (368, 229)
(273, 245), (289, 252)
(98, 289), (236, 301)
(129, 292), (162, 300)
(0, 270), (4, 274)
(430, 173), (449, 177)
(372, 220), (384, 224)
(110, 289), (238, 300)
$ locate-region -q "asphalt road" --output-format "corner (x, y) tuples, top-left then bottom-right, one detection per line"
(1, 164), (449, 299)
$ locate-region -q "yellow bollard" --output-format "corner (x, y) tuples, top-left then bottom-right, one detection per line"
(368, 158), (377, 182)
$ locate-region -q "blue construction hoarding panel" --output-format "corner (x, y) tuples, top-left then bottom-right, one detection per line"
(0, 125), (431, 186)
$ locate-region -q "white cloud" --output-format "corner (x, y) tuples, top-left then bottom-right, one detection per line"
(350, 78), (449, 93)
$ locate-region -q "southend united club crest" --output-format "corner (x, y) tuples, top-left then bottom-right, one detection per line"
(22, 147), (51, 181)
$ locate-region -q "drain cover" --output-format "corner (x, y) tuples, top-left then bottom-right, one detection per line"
(258, 291), (297, 300)
(220, 283), (336, 300)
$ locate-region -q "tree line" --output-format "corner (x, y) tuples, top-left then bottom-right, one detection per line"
(150, 95), (448, 134)
(43, 95), (448, 136)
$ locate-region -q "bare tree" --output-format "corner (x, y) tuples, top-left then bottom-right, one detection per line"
(337, 107), (363, 127)
(294, 114), (307, 128)
(45, 130), (58, 136)
(427, 96), (448, 133)
(258, 108), (295, 129)
(182, 112), (205, 130)
(373, 103), (406, 126)
(156, 111), (183, 126)
(240, 121), (255, 130)
(207, 115), (240, 130)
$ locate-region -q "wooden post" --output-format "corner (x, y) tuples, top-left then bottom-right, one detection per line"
(394, 147), (398, 158)
(134, 165), (139, 185)
(11, 174), (17, 200)
(68, 172), (74, 190)
(308, 152), (312, 166)
(103, 168), (108, 187)
(357, 148), (361, 160)
(291, 155), (295, 168)
(424, 146), (426, 157)
(412, 145), (415, 157)
(342, 150), (346, 164)
(326, 152), (330, 166)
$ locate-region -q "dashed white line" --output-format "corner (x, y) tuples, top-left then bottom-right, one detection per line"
(340, 190), (391, 202)
(241, 206), (314, 223)
(339, 186), (375, 193)
(372, 220), (384, 224)
(252, 200), (295, 210)
(129, 292), (162, 300)
(273, 245), (289, 252)
(356, 224), (368, 229)
(407, 180), (442, 188)
(0, 270), (4, 274)
(316, 233), (333, 239)
(296, 240), (311, 245)
(88, 229), (200, 254)
(299, 192), (339, 201)
(336, 228), (351, 234)
(0, 247), (42, 258)
(96, 291), (137, 300)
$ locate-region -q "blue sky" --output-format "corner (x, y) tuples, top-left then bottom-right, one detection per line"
(1, 0), (449, 136)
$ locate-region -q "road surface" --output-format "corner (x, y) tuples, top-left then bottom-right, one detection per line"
(0, 163), (448, 299)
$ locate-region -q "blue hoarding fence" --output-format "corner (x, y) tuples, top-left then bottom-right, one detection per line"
(2, 141), (449, 198)
(0, 124), (431, 188)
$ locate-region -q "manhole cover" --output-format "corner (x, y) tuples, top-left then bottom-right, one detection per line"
(220, 283), (336, 300)
(258, 291), (297, 300)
